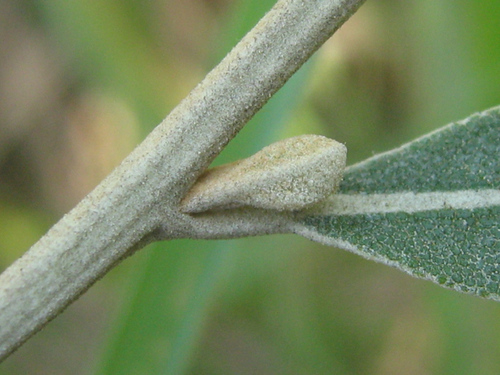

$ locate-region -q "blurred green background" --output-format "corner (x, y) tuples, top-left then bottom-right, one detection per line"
(1, 0), (500, 374)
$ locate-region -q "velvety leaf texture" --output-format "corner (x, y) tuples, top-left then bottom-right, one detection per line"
(296, 106), (500, 300)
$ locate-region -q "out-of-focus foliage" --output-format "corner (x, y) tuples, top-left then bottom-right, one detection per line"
(1, 1), (500, 374)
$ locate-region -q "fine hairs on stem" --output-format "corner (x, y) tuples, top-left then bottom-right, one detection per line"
(0, 0), (366, 361)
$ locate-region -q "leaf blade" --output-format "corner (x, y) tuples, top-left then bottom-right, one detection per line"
(341, 107), (499, 194)
(295, 106), (500, 300)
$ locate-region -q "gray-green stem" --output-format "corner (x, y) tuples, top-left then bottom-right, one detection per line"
(0, 0), (366, 361)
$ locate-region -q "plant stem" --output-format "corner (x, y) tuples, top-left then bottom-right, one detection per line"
(0, 0), (366, 360)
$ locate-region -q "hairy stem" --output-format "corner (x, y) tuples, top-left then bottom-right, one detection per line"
(0, 0), (366, 360)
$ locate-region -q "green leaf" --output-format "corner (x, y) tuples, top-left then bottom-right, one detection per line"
(295, 106), (500, 300)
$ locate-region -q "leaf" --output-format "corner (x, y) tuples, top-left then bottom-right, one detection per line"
(294, 106), (500, 300)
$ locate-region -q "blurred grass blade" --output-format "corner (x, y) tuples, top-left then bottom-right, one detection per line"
(95, 242), (229, 375)
(296, 106), (500, 300)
